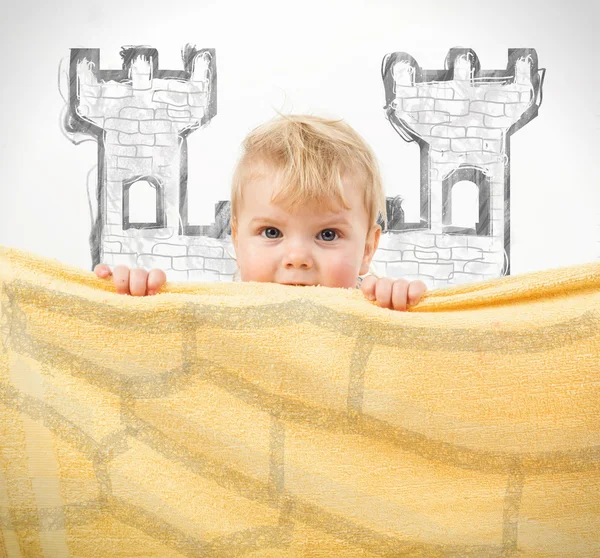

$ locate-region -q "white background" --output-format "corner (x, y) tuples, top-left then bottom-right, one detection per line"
(0, 0), (598, 275)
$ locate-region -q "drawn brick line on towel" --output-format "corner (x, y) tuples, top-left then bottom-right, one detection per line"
(9, 277), (600, 477)
(3, 274), (600, 554)
(0, 383), (132, 501)
(101, 420), (507, 557)
(8, 322), (600, 477)
(119, 420), (296, 556)
(1, 283), (28, 351)
(130, 417), (280, 506)
(124, 424), (297, 553)
(286, 497), (505, 558)
(5, 344), (600, 556)
(0, 297), (12, 351)
(119, 378), (138, 436)
(4, 322), (600, 478)
(6, 330), (191, 398)
(1, 358), (514, 555)
(93, 428), (131, 495)
(125, 403), (514, 556)
(0, 384), (294, 555)
(268, 414), (286, 496)
(357, 413), (600, 475)
(0, 385), (126, 542)
(6, 280), (599, 354)
(0, 499), (104, 532)
(0, 382), (589, 552)
(501, 465), (525, 556)
(181, 302), (196, 377)
(347, 335), (376, 425)
(106, 494), (291, 558)
(277, 496), (295, 532)
(131, 357), (600, 476)
(0, 400), (46, 556)
(4, 318), (600, 481)
(0, 383), (104, 461)
(105, 495), (210, 558)
(3, 290), (350, 408)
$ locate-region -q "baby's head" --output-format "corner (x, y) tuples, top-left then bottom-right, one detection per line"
(230, 114), (386, 288)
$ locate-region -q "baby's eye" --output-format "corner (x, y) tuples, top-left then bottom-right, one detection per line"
(261, 227), (281, 239)
(319, 229), (339, 241)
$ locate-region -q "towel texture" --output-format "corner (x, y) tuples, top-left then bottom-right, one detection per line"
(1, 246), (599, 557)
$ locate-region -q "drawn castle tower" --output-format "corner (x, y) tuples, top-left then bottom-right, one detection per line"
(66, 45), (238, 282)
(375, 48), (545, 286)
(66, 46), (544, 287)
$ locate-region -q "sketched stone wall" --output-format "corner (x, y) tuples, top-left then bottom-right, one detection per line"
(377, 48), (545, 287)
(66, 45), (238, 281)
(65, 46), (544, 286)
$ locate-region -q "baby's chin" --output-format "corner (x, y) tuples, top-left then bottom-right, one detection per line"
(318, 272), (360, 289)
(285, 278), (357, 289)
(241, 271), (357, 289)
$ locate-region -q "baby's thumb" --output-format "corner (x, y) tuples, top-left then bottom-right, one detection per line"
(94, 264), (112, 278)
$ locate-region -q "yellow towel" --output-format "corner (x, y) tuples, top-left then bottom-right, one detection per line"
(1, 245), (599, 557)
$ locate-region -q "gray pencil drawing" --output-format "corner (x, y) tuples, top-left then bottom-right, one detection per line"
(379, 48), (545, 282)
(62, 46), (544, 287)
(64, 45), (229, 281)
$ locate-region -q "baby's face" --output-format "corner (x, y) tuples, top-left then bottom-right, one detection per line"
(231, 164), (380, 289)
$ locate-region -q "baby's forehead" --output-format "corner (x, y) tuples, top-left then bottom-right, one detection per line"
(241, 158), (367, 213)
(260, 198), (349, 220)
(247, 156), (366, 184)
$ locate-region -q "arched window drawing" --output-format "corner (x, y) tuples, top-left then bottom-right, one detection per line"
(442, 166), (490, 236)
(123, 176), (166, 230)
(449, 181), (479, 228)
(386, 195), (405, 231)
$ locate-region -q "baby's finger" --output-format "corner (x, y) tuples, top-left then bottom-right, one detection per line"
(147, 269), (167, 296)
(360, 275), (378, 300)
(391, 279), (410, 312)
(112, 266), (131, 295)
(375, 277), (395, 309)
(94, 264), (112, 278)
(408, 280), (428, 307)
(129, 268), (149, 297)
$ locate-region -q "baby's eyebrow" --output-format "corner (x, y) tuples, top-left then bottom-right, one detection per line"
(322, 219), (352, 228)
(250, 216), (352, 227)
(250, 217), (282, 225)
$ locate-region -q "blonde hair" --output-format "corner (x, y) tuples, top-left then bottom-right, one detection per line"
(230, 114), (387, 232)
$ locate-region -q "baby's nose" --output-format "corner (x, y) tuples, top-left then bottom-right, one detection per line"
(283, 245), (313, 269)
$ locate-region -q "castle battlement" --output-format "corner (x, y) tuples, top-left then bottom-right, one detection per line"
(71, 46), (215, 138)
(383, 48), (544, 157)
(65, 45), (218, 270)
(377, 48), (545, 283)
(63, 45), (546, 288)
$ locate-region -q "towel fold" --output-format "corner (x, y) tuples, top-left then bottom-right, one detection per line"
(1, 246), (599, 556)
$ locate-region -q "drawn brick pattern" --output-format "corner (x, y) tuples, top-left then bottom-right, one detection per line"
(101, 228), (238, 282)
(77, 56), (209, 231)
(67, 46), (218, 274)
(3, 252), (600, 556)
(69, 47), (543, 288)
(371, 231), (504, 288)
(380, 48), (544, 288)
(390, 65), (532, 155)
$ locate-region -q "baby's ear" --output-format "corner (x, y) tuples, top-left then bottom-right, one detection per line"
(360, 225), (381, 275)
(230, 220), (238, 244)
(366, 224), (381, 254)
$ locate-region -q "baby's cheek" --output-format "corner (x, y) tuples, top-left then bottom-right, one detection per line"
(239, 260), (265, 282)
(238, 250), (276, 283)
(323, 255), (361, 289)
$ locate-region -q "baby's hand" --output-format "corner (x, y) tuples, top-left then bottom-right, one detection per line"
(360, 276), (427, 311)
(94, 264), (167, 296)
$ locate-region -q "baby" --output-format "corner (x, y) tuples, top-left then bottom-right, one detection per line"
(95, 114), (427, 311)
